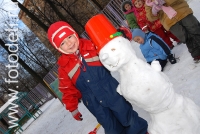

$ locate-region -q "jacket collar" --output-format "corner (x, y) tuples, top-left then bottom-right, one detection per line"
(57, 38), (96, 67)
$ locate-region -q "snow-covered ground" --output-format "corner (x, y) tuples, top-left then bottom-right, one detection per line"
(21, 1), (200, 134)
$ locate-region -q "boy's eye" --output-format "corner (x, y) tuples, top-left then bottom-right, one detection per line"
(68, 35), (72, 39)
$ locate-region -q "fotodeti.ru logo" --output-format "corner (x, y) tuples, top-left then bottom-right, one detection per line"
(4, 1), (20, 129)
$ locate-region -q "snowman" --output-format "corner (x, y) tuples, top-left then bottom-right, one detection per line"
(85, 14), (200, 134)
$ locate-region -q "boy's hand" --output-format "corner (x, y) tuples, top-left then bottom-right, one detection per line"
(143, 27), (149, 33)
(71, 109), (83, 121)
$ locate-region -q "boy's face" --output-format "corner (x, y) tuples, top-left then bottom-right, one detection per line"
(133, 36), (144, 44)
(124, 3), (132, 11)
(134, 0), (144, 8)
(60, 34), (79, 54)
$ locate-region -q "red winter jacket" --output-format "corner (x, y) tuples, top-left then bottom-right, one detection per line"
(57, 38), (102, 112)
(133, 4), (162, 32)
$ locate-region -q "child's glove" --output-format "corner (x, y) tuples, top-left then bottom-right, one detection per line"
(142, 26), (149, 33)
(146, 0), (163, 16)
(146, 0), (177, 19)
(161, 6), (177, 19)
(152, 5), (162, 16)
(167, 54), (176, 64)
(71, 109), (83, 121)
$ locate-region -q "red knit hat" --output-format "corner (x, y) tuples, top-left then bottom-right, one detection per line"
(47, 21), (78, 50)
(85, 14), (118, 53)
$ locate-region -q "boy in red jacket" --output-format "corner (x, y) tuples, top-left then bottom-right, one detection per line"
(47, 21), (148, 134)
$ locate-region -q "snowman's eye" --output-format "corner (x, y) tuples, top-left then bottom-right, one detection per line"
(111, 48), (116, 51)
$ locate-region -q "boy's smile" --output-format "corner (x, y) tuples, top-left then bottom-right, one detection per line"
(60, 34), (79, 54)
(134, 0), (144, 8)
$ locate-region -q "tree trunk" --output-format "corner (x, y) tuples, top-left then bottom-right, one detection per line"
(11, 0), (49, 32)
(45, 0), (67, 22)
(53, 0), (85, 29)
(18, 38), (49, 73)
(90, 0), (103, 10)
(0, 39), (57, 98)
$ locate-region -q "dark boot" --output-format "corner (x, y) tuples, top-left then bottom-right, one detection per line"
(193, 56), (200, 63)
(167, 54), (176, 64)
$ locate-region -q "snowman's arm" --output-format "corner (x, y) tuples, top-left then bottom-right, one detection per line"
(150, 60), (162, 72)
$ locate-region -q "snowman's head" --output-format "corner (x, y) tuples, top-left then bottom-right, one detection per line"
(99, 36), (134, 71)
(85, 14), (137, 72)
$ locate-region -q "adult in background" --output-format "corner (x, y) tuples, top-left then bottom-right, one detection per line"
(145, 0), (200, 63)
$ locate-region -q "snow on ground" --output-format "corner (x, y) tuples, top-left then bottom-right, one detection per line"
(21, 98), (103, 134)
(22, 1), (200, 134)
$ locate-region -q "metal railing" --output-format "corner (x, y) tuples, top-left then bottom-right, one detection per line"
(81, 0), (130, 38)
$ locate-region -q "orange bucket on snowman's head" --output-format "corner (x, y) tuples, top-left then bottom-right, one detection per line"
(85, 14), (118, 53)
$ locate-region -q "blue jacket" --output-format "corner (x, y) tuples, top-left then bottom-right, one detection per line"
(140, 32), (170, 62)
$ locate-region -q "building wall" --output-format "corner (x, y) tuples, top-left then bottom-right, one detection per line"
(18, 0), (110, 58)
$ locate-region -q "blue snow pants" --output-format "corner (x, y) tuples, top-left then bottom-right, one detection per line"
(75, 59), (148, 134)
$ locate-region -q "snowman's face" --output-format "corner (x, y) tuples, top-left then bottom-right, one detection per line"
(99, 36), (133, 71)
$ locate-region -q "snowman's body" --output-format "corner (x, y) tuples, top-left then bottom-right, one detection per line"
(99, 36), (200, 134)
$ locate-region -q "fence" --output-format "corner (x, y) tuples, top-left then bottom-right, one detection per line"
(81, 0), (130, 38)
(0, 84), (53, 134)
(43, 65), (63, 100)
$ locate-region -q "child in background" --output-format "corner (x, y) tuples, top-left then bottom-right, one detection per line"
(145, 0), (200, 63)
(47, 21), (148, 134)
(132, 0), (180, 49)
(132, 28), (176, 71)
(121, 1), (139, 30)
